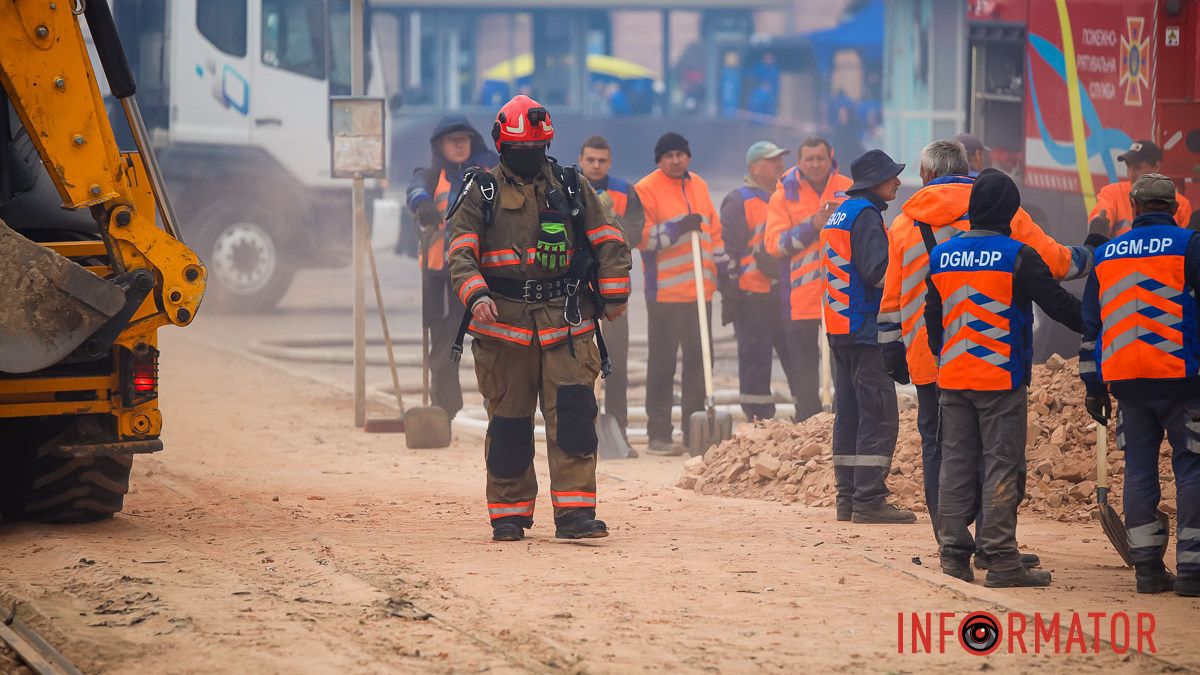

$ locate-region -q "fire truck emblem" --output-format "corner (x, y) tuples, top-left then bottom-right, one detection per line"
(1119, 17), (1150, 106)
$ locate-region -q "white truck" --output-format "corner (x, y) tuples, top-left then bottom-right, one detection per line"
(109, 0), (385, 311)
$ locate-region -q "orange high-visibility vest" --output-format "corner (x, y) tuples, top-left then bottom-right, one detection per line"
(765, 168), (852, 320)
(1088, 223), (1200, 381)
(634, 169), (725, 303)
(820, 198), (879, 336)
(736, 186), (773, 294)
(421, 170), (453, 271)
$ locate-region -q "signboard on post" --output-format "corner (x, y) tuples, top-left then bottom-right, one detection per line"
(330, 96), (386, 179)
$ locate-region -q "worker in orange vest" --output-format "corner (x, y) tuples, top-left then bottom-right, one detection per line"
(926, 169), (1082, 587)
(1088, 141), (1194, 237)
(1080, 173), (1200, 597)
(764, 137), (854, 421)
(579, 135), (645, 442)
(407, 116), (498, 420)
(720, 141), (801, 421)
(635, 132), (730, 455)
(877, 139), (1093, 569)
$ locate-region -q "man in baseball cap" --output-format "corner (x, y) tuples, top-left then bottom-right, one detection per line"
(954, 133), (990, 177)
(1089, 140), (1193, 237)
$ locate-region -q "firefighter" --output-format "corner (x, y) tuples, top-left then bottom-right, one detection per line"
(925, 169), (1082, 587)
(579, 135), (645, 442)
(1089, 141), (1195, 237)
(878, 140), (1094, 566)
(719, 141), (801, 421)
(764, 137), (854, 421)
(1079, 173), (1200, 597)
(820, 149), (914, 524)
(407, 116), (499, 420)
(446, 96), (633, 542)
(635, 132), (730, 455)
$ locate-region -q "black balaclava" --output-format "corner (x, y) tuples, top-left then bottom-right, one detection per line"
(968, 168), (1020, 236)
(501, 144), (548, 180)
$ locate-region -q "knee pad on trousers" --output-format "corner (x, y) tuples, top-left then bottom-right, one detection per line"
(486, 415), (534, 479)
(556, 384), (598, 456)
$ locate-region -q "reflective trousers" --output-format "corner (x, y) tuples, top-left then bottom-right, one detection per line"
(472, 335), (601, 525)
(831, 342), (899, 510)
(733, 291), (801, 421)
(1115, 396), (1200, 580)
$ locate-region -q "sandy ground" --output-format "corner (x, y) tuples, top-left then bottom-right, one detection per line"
(2, 333), (1199, 674)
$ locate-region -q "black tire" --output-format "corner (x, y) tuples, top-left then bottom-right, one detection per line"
(194, 202), (295, 313)
(0, 418), (134, 524)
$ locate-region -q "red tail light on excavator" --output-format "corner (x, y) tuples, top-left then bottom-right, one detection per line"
(121, 346), (159, 405)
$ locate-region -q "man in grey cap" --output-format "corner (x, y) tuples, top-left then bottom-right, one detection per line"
(820, 149), (916, 524)
(719, 141), (801, 420)
(1079, 172), (1200, 597)
(1089, 140), (1194, 237)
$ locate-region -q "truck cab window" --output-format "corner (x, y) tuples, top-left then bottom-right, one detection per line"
(196, 0), (247, 57)
(261, 0), (326, 80)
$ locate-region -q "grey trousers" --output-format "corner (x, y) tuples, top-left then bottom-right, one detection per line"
(937, 387), (1028, 572)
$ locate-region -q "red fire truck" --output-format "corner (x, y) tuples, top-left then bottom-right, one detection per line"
(965, 0), (1199, 229)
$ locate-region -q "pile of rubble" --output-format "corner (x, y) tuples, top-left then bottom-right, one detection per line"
(678, 356), (1178, 522)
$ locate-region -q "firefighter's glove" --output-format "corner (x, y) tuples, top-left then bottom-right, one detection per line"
(882, 342), (910, 385)
(536, 222), (570, 271)
(416, 200), (443, 228)
(1085, 385), (1111, 425)
(665, 213), (704, 242)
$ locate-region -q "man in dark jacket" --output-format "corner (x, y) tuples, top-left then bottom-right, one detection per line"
(820, 149), (915, 525)
(407, 116), (499, 419)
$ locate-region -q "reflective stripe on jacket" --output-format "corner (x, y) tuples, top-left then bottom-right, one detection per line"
(765, 168), (853, 320)
(735, 186), (773, 294)
(420, 170), (453, 271)
(929, 233), (1030, 391)
(821, 198), (878, 336)
(880, 177), (1093, 385)
(634, 169), (726, 303)
(1086, 223), (1200, 382)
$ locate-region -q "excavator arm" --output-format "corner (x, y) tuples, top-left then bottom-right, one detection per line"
(0, 0), (205, 373)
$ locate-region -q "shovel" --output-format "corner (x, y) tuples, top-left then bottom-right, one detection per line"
(596, 378), (634, 460)
(1094, 420), (1171, 567)
(686, 230), (733, 457)
(1094, 422), (1133, 565)
(362, 240), (407, 434)
(403, 259), (452, 449)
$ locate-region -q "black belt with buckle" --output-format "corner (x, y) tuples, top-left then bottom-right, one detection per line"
(483, 274), (576, 303)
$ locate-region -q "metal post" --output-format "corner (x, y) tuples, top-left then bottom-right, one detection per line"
(660, 10), (671, 117)
(352, 0), (367, 427)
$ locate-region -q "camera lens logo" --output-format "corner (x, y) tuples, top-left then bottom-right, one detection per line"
(958, 611), (1002, 656)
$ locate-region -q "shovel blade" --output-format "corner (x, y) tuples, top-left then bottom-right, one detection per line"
(0, 221), (125, 373)
(686, 410), (733, 457)
(596, 413), (634, 460)
(1098, 504), (1134, 567)
(404, 406), (452, 449)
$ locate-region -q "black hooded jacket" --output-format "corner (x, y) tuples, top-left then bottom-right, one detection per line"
(406, 115), (499, 214)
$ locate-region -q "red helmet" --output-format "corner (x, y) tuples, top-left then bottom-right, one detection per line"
(491, 95), (554, 152)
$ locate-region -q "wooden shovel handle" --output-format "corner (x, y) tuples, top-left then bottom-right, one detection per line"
(1095, 421), (1109, 490)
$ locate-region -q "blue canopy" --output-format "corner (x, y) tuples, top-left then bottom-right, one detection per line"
(805, 0), (884, 74)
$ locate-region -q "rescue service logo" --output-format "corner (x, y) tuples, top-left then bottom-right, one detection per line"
(897, 611), (1158, 655)
(1119, 17), (1150, 106)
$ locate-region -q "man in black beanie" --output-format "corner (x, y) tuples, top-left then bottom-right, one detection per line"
(924, 169), (1082, 587)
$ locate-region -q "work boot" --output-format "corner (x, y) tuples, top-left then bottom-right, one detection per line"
(491, 522), (524, 542)
(974, 551), (1042, 570)
(851, 503), (917, 524)
(1175, 577), (1200, 597)
(646, 439), (686, 456)
(1135, 562), (1176, 594)
(836, 504), (852, 522)
(984, 567), (1052, 588)
(554, 510), (609, 540)
(941, 558), (975, 582)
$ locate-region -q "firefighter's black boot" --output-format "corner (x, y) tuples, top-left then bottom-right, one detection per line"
(491, 516), (528, 542)
(554, 509), (609, 540)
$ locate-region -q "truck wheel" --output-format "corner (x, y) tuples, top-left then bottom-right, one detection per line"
(196, 204), (295, 313)
(0, 419), (134, 524)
